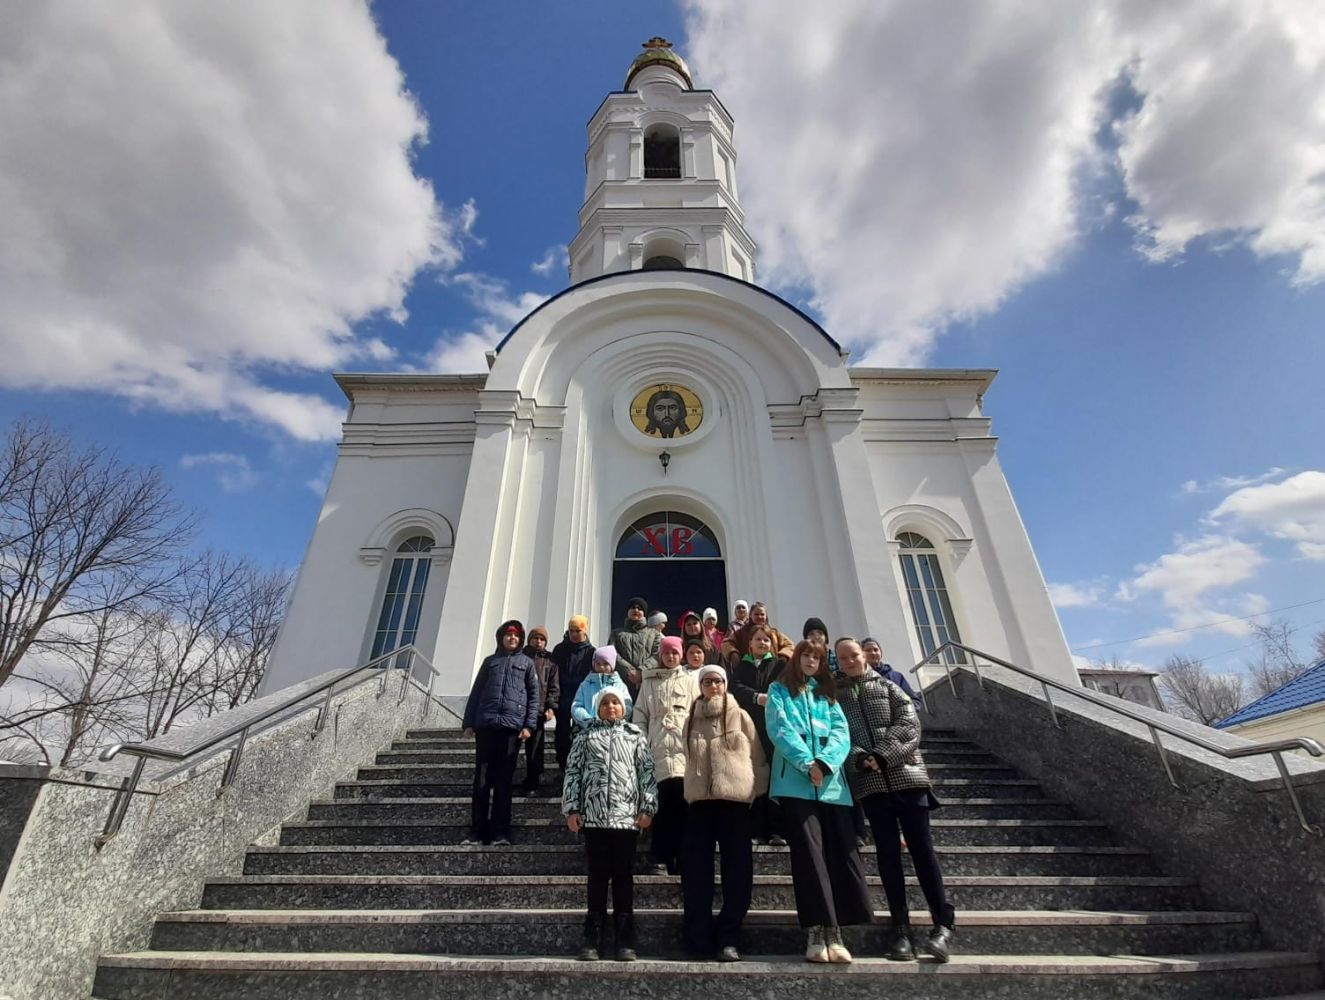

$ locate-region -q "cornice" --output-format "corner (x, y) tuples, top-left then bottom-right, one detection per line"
(335, 372), (487, 401)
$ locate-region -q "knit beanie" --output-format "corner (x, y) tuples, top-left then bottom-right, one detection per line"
(647, 611), (667, 627)
(659, 636), (683, 659)
(627, 596), (649, 614)
(734, 599), (749, 612)
(592, 686), (625, 717)
(803, 616), (829, 639)
(592, 645), (618, 669)
(697, 664), (727, 686)
(528, 626), (549, 644)
(702, 607), (718, 623)
(568, 614), (589, 632)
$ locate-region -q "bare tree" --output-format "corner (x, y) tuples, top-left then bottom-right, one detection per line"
(1158, 654), (1245, 726)
(1246, 619), (1311, 699)
(1315, 628), (1325, 664)
(0, 418), (195, 691)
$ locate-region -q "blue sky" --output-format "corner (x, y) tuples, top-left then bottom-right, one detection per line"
(2, 2), (1322, 677)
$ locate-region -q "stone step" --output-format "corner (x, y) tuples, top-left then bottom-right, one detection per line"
(332, 777), (1047, 800)
(402, 727), (965, 741)
(148, 907), (1262, 958)
(242, 844), (1158, 878)
(92, 950), (1325, 1000)
(357, 762), (1021, 783)
(279, 817), (1117, 848)
(305, 796), (1081, 823)
(376, 746), (1004, 766)
(200, 874), (1205, 912)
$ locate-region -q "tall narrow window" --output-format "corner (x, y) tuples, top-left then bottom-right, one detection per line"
(370, 535), (434, 657)
(897, 531), (966, 665)
(644, 125), (681, 178)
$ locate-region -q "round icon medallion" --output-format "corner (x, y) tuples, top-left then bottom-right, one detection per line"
(629, 383), (703, 440)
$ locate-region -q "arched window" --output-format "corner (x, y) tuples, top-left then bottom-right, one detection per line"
(644, 125), (681, 178)
(897, 531), (967, 665)
(643, 254), (683, 270)
(370, 535), (434, 658)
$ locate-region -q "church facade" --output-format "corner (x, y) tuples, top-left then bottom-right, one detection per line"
(262, 41), (1076, 698)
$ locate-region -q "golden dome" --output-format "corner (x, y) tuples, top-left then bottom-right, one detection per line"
(625, 37), (693, 90)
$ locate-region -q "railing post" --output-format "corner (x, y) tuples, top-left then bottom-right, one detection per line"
(96, 755), (147, 848)
(1040, 679), (1061, 729)
(1149, 724), (1179, 789)
(420, 669), (436, 721)
(312, 683), (336, 738)
(1271, 750), (1323, 836)
(218, 726), (249, 794)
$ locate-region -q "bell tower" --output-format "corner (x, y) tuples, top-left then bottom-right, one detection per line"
(568, 38), (757, 283)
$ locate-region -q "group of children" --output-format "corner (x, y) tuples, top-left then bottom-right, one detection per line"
(465, 607), (955, 965)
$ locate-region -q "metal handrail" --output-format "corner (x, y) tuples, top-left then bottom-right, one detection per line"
(94, 644), (446, 846)
(910, 641), (1323, 835)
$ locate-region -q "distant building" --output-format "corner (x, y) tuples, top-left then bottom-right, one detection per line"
(1215, 659), (1325, 753)
(1078, 667), (1167, 712)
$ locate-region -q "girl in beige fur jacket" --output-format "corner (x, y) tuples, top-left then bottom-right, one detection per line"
(679, 664), (769, 961)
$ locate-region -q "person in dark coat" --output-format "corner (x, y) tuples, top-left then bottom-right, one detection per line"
(611, 596), (659, 698)
(521, 626), (560, 794)
(728, 624), (788, 845)
(462, 620), (539, 845)
(862, 637), (918, 700)
(551, 615), (595, 771)
(837, 637), (954, 963)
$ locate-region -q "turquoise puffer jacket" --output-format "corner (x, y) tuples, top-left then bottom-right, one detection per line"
(571, 671), (634, 727)
(766, 678), (853, 806)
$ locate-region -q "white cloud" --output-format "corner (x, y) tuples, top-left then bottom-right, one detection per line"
(179, 452), (258, 493)
(531, 245), (569, 278)
(1048, 581), (1105, 609)
(683, 1), (1325, 361)
(0, 2), (463, 440)
(1125, 534), (1267, 644)
(1208, 470), (1325, 560)
(426, 273), (550, 374)
(1181, 467), (1286, 495)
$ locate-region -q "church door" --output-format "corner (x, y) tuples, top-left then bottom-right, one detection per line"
(610, 512), (729, 632)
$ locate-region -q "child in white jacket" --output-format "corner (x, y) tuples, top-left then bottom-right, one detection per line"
(633, 635), (700, 875)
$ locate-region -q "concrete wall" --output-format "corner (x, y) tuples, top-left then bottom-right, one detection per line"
(0, 669), (456, 1000)
(919, 665), (1325, 953)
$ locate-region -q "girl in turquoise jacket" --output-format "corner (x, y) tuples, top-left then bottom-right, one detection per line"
(766, 639), (873, 965)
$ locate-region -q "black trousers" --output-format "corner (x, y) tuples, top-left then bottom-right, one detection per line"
(863, 794), (954, 928)
(781, 796), (874, 928)
(584, 827), (638, 916)
(750, 793), (783, 841)
(681, 800), (754, 952)
(554, 709), (575, 771)
(470, 728), (520, 842)
(522, 718), (547, 787)
(651, 777), (688, 868)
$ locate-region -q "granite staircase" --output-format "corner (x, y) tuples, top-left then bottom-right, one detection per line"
(92, 726), (1324, 999)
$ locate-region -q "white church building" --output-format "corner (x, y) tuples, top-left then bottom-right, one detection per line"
(262, 39), (1076, 698)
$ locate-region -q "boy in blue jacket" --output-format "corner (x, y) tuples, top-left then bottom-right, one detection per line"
(462, 620), (539, 845)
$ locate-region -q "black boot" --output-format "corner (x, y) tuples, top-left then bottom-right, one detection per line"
(883, 923), (915, 961)
(923, 924), (955, 963)
(578, 913), (603, 961)
(614, 912), (637, 962)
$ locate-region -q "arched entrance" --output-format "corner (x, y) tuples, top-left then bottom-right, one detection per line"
(611, 511), (729, 631)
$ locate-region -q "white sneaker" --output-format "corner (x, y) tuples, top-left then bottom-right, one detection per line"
(825, 925), (853, 964)
(804, 926), (829, 963)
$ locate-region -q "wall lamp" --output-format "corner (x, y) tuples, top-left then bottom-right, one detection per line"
(659, 450), (671, 475)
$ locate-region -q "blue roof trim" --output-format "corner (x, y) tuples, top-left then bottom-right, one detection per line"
(1215, 658), (1325, 728)
(491, 268), (842, 354)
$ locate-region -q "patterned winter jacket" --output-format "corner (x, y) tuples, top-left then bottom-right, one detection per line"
(562, 718), (658, 830)
(837, 670), (932, 798)
(633, 665), (700, 781)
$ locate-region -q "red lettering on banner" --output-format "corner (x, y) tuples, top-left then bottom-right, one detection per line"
(641, 526), (667, 556)
(671, 526), (694, 555)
